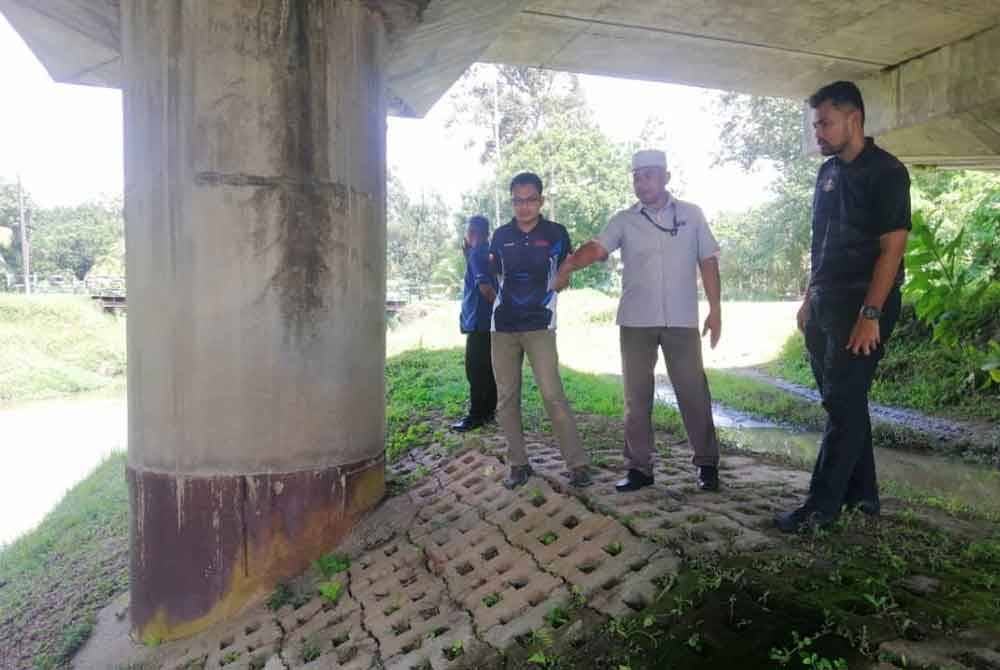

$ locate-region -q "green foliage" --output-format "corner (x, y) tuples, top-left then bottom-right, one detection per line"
(0, 182), (123, 282)
(313, 552), (350, 578)
(904, 212), (990, 346)
(0, 180), (38, 277)
(0, 295), (126, 404)
(482, 592), (503, 607)
(29, 198), (124, 280)
(767, 304), (1000, 424)
(317, 580), (344, 605)
(712, 92), (821, 299)
(903, 172), (1000, 392)
(387, 171), (458, 293)
(266, 583), (294, 611)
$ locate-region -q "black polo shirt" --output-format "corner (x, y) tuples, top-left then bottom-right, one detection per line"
(809, 137), (911, 293)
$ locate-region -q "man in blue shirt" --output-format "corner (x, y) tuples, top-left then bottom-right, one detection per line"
(489, 172), (591, 489)
(452, 215), (497, 432)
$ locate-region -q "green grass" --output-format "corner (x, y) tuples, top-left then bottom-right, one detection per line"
(385, 347), (683, 461)
(0, 295), (126, 405)
(706, 368), (826, 431)
(767, 305), (1000, 424)
(0, 452), (129, 669)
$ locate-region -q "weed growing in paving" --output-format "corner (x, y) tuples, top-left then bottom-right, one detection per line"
(482, 592), (503, 608)
(317, 580), (344, 605)
(443, 639), (464, 661)
(313, 552), (351, 578)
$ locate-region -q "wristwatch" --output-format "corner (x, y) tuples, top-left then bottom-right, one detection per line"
(860, 304), (882, 320)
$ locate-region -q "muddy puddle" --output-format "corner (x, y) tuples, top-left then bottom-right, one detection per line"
(656, 383), (1000, 517)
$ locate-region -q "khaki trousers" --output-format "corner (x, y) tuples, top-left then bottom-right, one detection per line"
(620, 326), (719, 475)
(491, 330), (588, 470)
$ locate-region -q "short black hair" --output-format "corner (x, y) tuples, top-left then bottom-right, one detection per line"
(509, 172), (544, 195)
(809, 81), (865, 121)
(467, 214), (490, 232)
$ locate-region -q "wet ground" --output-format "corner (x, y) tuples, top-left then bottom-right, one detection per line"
(731, 367), (998, 453)
(656, 381), (1000, 518)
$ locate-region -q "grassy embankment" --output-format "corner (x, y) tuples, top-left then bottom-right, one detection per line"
(766, 303), (1000, 425)
(0, 294), (125, 405)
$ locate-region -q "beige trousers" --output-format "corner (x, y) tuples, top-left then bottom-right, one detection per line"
(620, 326), (720, 475)
(491, 330), (588, 470)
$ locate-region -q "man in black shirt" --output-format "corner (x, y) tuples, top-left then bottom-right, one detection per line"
(776, 81), (911, 533)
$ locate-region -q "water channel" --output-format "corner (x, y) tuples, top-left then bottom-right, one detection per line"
(655, 383), (1000, 517)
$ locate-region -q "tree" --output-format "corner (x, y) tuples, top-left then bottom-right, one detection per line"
(386, 172), (458, 295)
(712, 92), (820, 297)
(29, 197), (124, 280)
(0, 180), (38, 279)
(446, 64), (591, 165)
(459, 116), (634, 292)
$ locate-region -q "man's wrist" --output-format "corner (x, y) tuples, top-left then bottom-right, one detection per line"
(859, 304), (882, 320)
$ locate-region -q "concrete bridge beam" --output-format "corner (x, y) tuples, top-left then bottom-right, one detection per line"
(803, 24), (1000, 168)
(121, 0), (388, 641)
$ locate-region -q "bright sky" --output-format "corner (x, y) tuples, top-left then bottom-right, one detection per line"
(0, 13), (774, 218)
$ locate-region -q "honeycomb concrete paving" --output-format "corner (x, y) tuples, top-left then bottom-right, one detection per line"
(137, 434), (827, 670)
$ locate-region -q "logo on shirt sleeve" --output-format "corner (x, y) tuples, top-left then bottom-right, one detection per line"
(822, 176), (836, 192)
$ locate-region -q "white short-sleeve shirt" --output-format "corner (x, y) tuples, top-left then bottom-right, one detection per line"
(596, 194), (720, 328)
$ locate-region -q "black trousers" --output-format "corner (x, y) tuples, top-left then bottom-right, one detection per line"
(465, 331), (497, 420)
(804, 288), (901, 518)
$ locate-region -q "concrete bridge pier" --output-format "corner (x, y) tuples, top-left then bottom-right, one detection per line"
(121, 0), (388, 642)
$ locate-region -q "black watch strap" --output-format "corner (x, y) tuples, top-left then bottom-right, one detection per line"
(860, 304), (882, 320)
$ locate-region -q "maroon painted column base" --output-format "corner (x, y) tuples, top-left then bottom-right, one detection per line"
(127, 456), (384, 642)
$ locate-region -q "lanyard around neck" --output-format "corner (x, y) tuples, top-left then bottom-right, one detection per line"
(640, 204), (684, 237)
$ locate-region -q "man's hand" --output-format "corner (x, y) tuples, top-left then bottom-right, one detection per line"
(553, 265), (573, 292)
(846, 315), (880, 355)
(796, 299), (810, 333)
(702, 309), (721, 349)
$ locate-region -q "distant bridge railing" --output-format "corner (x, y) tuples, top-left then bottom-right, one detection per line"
(2, 274), (458, 316)
(1, 273), (127, 313)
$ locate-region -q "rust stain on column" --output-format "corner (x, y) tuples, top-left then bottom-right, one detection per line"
(128, 456), (385, 642)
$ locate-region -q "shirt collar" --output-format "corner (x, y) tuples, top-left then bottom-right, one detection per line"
(637, 192), (674, 215)
(837, 137), (876, 169)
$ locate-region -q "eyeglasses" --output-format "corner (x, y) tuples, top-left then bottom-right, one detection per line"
(511, 196), (541, 206)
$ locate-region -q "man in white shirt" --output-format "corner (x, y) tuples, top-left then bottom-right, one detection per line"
(555, 150), (722, 492)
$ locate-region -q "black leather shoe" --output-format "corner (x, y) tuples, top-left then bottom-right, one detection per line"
(696, 466), (719, 492)
(615, 469), (654, 492)
(774, 506), (836, 533)
(450, 415), (485, 432)
(503, 465), (534, 490)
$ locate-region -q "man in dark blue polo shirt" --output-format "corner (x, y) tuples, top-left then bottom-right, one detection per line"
(452, 215), (497, 432)
(776, 81), (911, 532)
(489, 172), (590, 489)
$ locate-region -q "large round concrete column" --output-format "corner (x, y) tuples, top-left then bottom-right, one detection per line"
(121, 0), (387, 641)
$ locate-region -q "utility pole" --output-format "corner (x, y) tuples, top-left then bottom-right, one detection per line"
(17, 175), (30, 295)
(493, 67), (501, 226)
